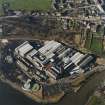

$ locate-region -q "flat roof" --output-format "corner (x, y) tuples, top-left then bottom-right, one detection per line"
(18, 43), (33, 56)
(16, 42), (33, 57)
(15, 40), (96, 81)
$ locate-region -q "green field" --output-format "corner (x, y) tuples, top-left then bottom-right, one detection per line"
(85, 37), (103, 55)
(88, 96), (105, 105)
(90, 38), (103, 54)
(0, 0), (51, 11)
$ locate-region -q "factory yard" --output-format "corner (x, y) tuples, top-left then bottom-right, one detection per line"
(0, 38), (100, 103)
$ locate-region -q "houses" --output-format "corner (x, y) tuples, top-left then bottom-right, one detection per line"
(14, 40), (96, 82)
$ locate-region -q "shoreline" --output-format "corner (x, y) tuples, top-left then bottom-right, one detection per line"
(0, 65), (105, 105)
(0, 65), (103, 104)
(0, 78), (64, 104)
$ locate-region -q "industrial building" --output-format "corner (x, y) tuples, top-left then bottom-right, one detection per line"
(14, 40), (96, 82)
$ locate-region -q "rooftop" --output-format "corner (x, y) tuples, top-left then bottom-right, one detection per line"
(14, 40), (96, 82)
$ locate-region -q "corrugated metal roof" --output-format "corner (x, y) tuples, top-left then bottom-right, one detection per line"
(19, 43), (33, 57)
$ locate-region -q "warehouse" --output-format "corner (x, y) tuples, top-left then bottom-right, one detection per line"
(15, 41), (33, 57)
(14, 40), (96, 81)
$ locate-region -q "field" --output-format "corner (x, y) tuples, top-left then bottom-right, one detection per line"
(85, 38), (103, 55)
(90, 38), (103, 54)
(84, 32), (103, 55)
(0, 0), (51, 11)
(87, 96), (105, 105)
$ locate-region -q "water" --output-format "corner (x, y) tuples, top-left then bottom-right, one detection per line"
(0, 82), (40, 105)
(0, 71), (105, 105)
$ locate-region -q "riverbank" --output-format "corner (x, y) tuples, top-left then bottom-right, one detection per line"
(0, 65), (105, 105)
(0, 78), (64, 104)
(85, 89), (105, 105)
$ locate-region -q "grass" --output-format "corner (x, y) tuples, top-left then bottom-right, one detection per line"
(84, 35), (91, 49)
(85, 38), (103, 55)
(85, 33), (103, 55)
(88, 96), (105, 105)
(0, 0), (51, 11)
(90, 38), (103, 54)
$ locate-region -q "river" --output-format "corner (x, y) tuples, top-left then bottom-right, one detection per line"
(0, 71), (105, 105)
(0, 81), (40, 105)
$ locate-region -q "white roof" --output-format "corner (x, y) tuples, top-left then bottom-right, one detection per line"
(27, 49), (37, 57)
(70, 52), (81, 61)
(72, 54), (84, 63)
(93, 0), (105, 13)
(15, 42), (33, 57)
(39, 40), (60, 54)
(97, 4), (104, 13)
(19, 43), (33, 57)
(0, 28), (2, 32)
